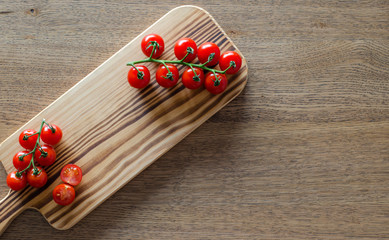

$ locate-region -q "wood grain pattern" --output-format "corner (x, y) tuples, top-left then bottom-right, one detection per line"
(0, 6), (248, 234)
(0, 1), (388, 239)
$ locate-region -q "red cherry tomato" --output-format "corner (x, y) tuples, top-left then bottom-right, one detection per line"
(204, 72), (228, 95)
(141, 34), (165, 58)
(174, 38), (197, 62)
(127, 65), (150, 89)
(155, 64), (179, 88)
(53, 183), (76, 206)
(41, 124), (62, 145)
(219, 51), (242, 74)
(181, 67), (205, 89)
(19, 129), (38, 150)
(7, 171), (27, 191)
(13, 151), (32, 171)
(27, 167), (48, 188)
(61, 164), (83, 186)
(35, 145), (56, 166)
(197, 42), (220, 67)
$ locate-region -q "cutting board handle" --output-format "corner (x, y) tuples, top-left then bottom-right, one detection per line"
(0, 191), (27, 235)
(0, 162), (29, 235)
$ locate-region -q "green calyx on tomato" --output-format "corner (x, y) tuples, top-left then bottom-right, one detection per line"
(137, 71), (144, 79)
(187, 47), (194, 54)
(163, 72), (174, 81)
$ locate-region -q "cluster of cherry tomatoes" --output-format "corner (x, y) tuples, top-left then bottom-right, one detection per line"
(127, 34), (242, 95)
(6, 120), (82, 206)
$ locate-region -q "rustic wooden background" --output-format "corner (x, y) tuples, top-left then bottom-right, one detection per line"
(0, 1), (388, 239)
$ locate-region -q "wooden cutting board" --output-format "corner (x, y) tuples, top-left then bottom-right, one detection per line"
(0, 5), (248, 234)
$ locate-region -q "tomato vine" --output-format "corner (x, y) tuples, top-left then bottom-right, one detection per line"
(126, 34), (242, 94)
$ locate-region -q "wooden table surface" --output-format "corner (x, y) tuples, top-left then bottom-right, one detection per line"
(0, 1), (388, 239)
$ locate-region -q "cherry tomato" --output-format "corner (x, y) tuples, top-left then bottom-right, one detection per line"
(155, 64), (179, 88)
(204, 72), (228, 95)
(7, 171), (27, 191)
(61, 164), (83, 186)
(181, 67), (205, 89)
(27, 167), (48, 188)
(197, 42), (220, 67)
(219, 51), (242, 74)
(35, 145), (56, 166)
(53, 183), (76, 206)
(127, 65), (150, 89)
(41, 124), (62, 145)
(174, 38), (197, 62)
(13, 151), (32, 171)
(19, 129), (38, 150)
(141, 34), (165, 58)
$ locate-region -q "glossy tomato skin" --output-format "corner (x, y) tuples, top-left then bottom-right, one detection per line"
(155, 64), (179, 88)
(141, 34), (165, 58)
(41, 124), (62, 145)
(182, 67), (205, 89)
(204, 72), (228, 95)
(7, 171), (27, 191)
(174, 38), (197, 62)
(219, 51), (242, 74)
(127, 65), (150, 89)
(13, 151), (32, 171)
(197, 42), (220, 67)
(61, 164), (83, 186)
(53, 183), (76, 206)
(27, 167), (48, 188)
(35, 145), (56, 166)
(19, 129), (38, 150)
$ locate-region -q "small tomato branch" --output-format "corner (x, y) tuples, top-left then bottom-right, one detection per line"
(126, 42), (234, 84)
(17, 119), (49, 176)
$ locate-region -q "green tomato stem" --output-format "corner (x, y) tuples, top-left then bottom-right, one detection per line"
(127, 58), (228, 74)
(43, 120), (56, 133)
(188, 64), (200, 81)
(211, 69), (221, 86)
(179, 51), (191, 62)
(17, 119), (50, 175)
(126, 49), (234, 83)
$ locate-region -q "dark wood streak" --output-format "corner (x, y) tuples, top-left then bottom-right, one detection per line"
(0, 11), (13, 14)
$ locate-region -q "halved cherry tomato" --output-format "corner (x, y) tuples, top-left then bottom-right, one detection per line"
(219, 51), (242, 74)
(35, 145), (56, 166)
(204, 72), (228, 95)
(141, 34), (165, 58)
(19, 129), (38, 150)
(13, 151), (32, 171)
(53, 183), (76, 206)
(41, 124), (62, 145)
(61, 164), (82, 186)
(174, 38), (197, 62)
(182, 67), (205, 89)
(7, 171), (27, 191)
(127, 65), (150, 89)
(155, 64), (179, 88)
(27, 166), (48, 188)
(197, 42), (220, 67)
